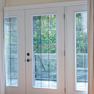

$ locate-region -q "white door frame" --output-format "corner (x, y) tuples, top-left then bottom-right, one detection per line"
(65, 5), (87, 94)
(3, 1), (87, 94)
(4, 10), (25, 94)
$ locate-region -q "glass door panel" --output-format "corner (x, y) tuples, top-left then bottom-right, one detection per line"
(33, 15), (57, 89)
(75, 12), (88, 91)
(4, 17), (18, 86)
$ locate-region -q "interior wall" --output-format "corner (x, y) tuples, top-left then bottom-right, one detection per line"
(5, 0), (81, 7)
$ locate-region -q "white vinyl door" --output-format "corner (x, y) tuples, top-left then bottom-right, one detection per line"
(66, 5), (87, 94)
(4, 10), (25, 94)
(4, 4), (88, 94)
(25, 7), (65, 94)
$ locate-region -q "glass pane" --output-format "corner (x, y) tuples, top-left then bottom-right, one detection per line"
(33, 14), (57, 89)
(75, 12), (88, 91)
(4, 17), (18, 86)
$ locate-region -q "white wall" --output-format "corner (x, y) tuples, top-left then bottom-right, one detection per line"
(5, 0), (81, 7)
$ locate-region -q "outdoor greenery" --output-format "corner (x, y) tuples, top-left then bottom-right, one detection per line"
(33, 15), (57, 81)
(76, 13), (87, 53)
(33, 15), (56, 53)
(33, 13), (87, 54)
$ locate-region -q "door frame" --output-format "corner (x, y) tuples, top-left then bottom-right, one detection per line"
(4, 1), (87, 11)
(3, 1), (87, 94)
(65, 5), (87, 94)
(4, 10), (25, 94)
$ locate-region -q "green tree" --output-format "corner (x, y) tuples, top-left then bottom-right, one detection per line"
(76, 13), (87, 53)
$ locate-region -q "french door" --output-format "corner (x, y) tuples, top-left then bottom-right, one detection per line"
(4, 4), (88, 94)
(66, 5), (88, 94)
(25, 7), (65, 94)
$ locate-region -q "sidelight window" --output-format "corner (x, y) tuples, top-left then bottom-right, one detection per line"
(75, 12), (88, 91)
(4, 17), (18, 86)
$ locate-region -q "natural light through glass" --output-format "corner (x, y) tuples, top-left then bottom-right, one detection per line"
(75, 12), (88, 91)
(33, 15), (57, 89)
(4, 17), (18, 86)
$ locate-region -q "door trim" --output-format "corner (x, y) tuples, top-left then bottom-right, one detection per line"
(4, 1), (87, 11)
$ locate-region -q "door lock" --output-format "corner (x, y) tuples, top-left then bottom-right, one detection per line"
(27, 53), (30, 56)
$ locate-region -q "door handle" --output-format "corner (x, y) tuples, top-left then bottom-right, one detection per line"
(25, 59), (32, 62)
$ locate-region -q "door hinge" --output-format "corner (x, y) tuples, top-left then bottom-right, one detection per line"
(64, 88), (66, 93)
(64, 14), (65, 19)
(64, 51), (65, 56)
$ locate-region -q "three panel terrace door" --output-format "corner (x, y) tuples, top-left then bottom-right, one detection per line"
(4, 4), (87, 94)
